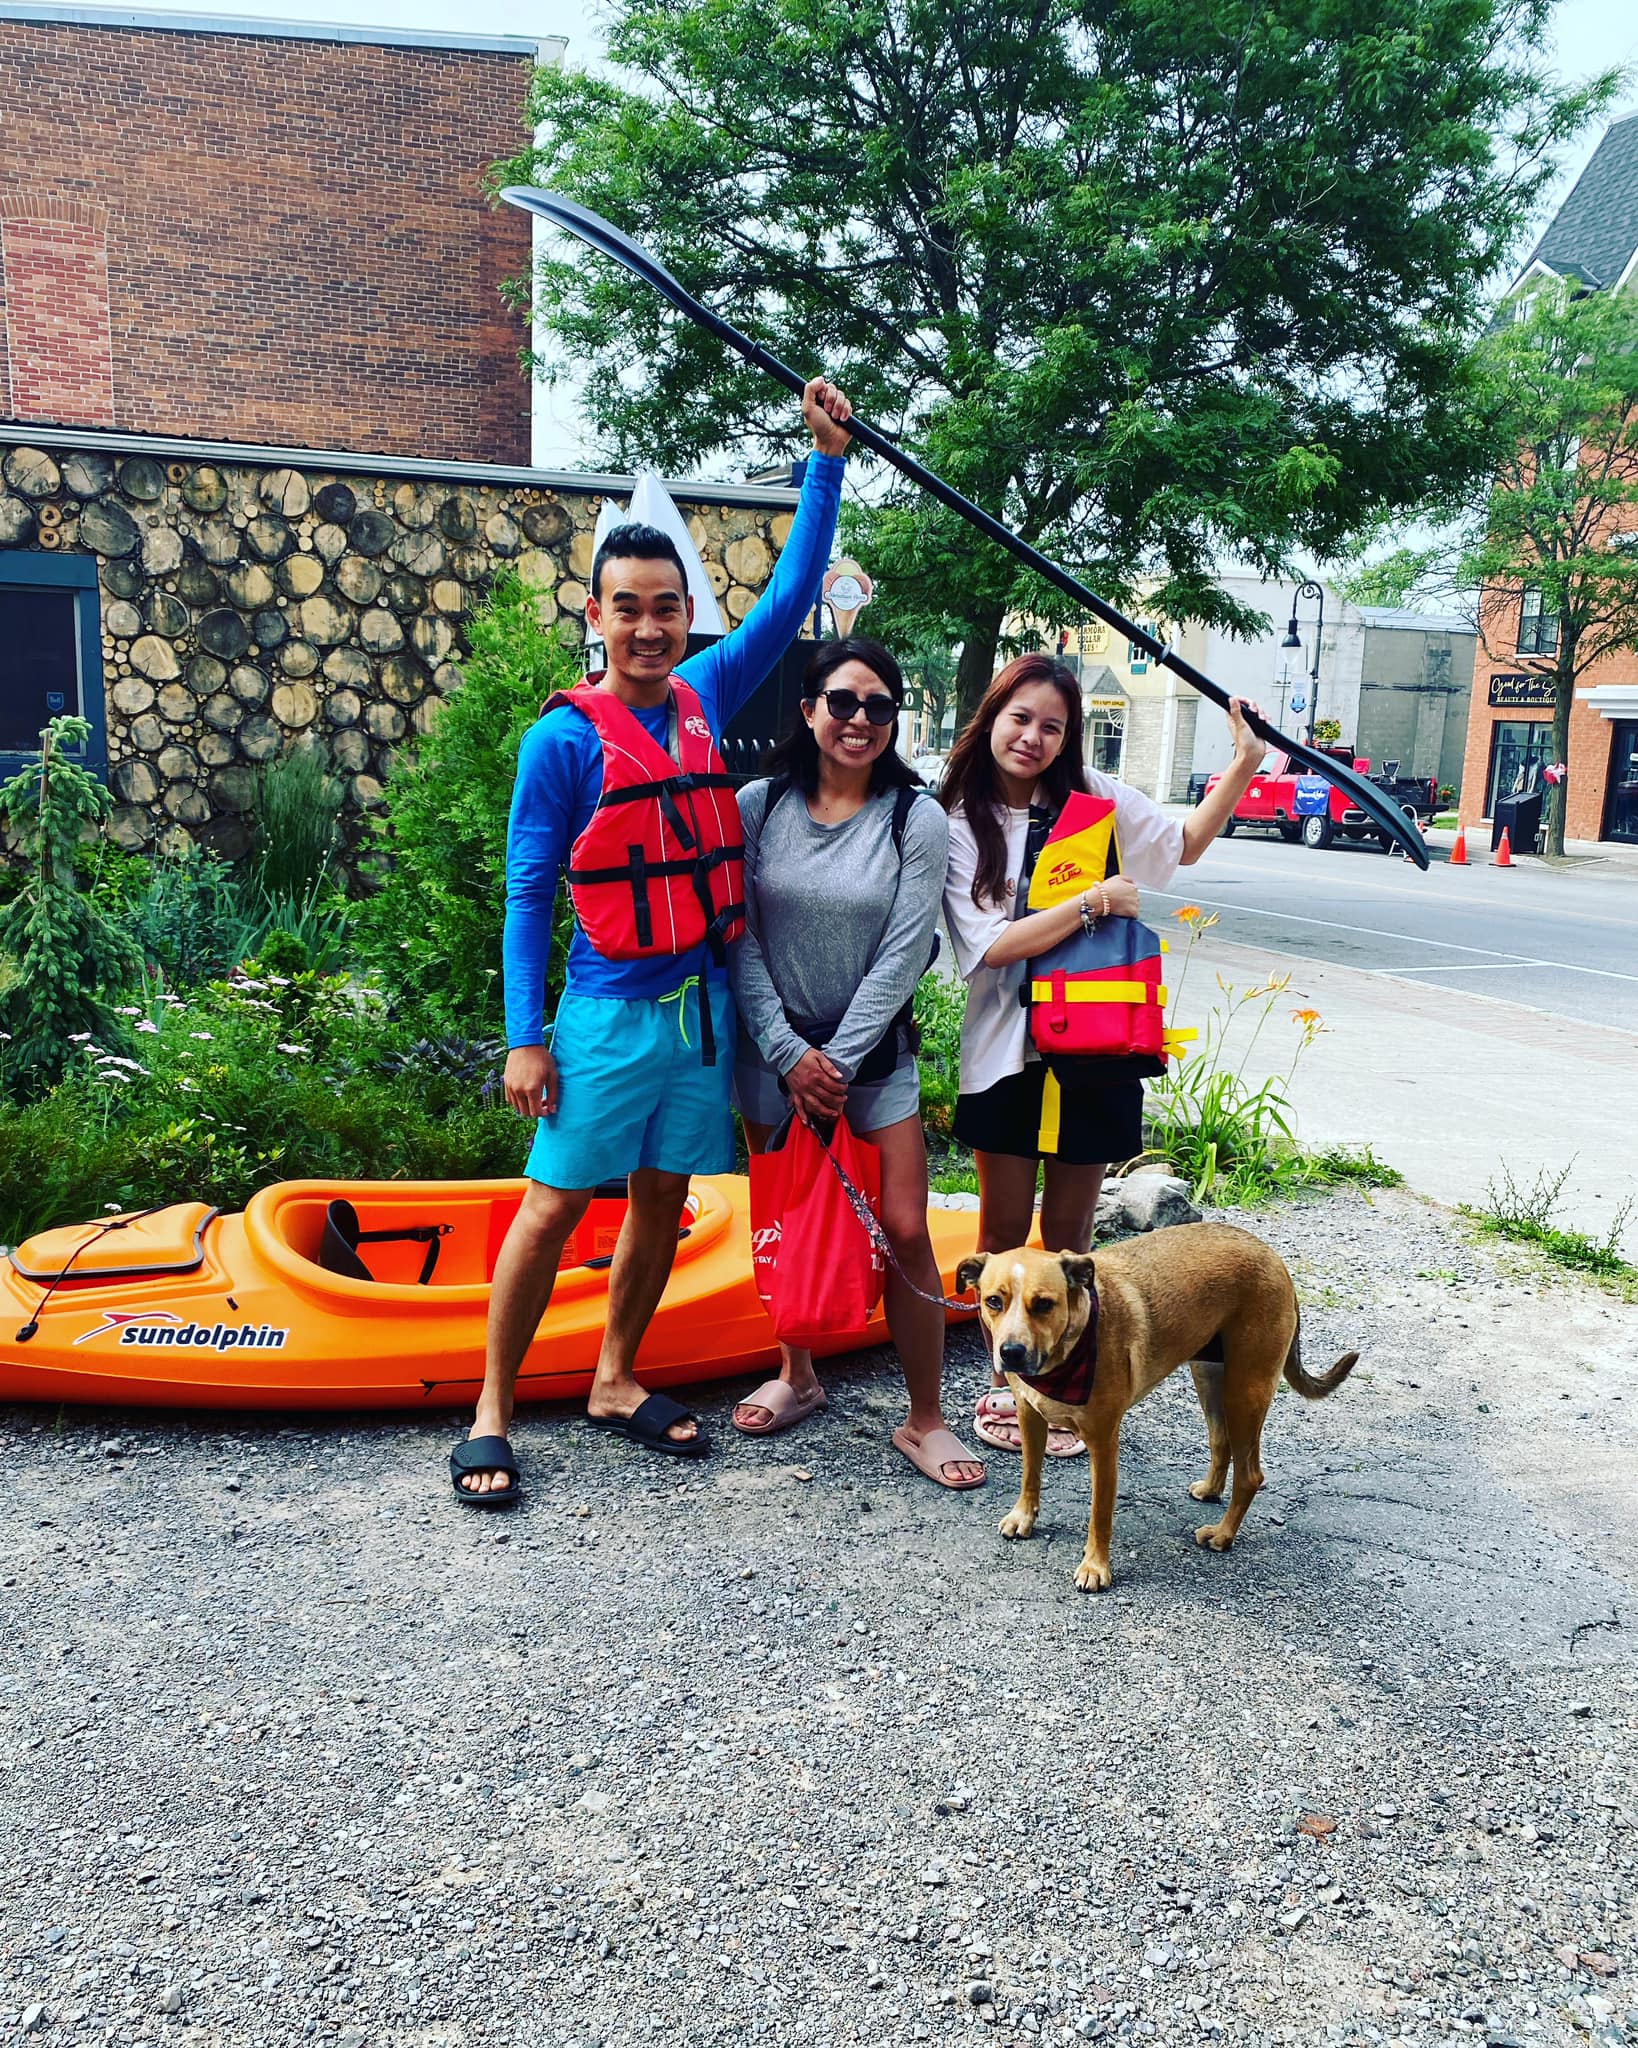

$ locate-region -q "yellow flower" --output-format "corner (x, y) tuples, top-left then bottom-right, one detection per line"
(1291, 1007), (1323, 1026)
(1172, 904), (1202, 924)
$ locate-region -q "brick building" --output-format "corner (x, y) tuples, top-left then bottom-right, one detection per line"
(0, 2), (544, 461)
(1458, 112), (1638, 847)
(0, 6), (807, 841)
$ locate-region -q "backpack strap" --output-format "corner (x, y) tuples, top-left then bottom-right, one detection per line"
(891, 782), (917, 857)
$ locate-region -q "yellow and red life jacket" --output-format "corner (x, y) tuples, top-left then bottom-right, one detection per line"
(1020, 792), (1194, 1153)
(544, 675), (746, 964)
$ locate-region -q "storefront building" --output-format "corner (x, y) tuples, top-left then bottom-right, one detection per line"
(1457, 632), (1638, 846)
(1455, 113), (1638, 847)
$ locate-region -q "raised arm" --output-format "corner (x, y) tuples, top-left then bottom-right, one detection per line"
(681, 378), (852, 731)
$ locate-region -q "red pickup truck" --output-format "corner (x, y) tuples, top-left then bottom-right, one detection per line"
(1205, 748), (1436, 852)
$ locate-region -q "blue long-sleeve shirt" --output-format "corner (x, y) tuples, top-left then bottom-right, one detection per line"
(502, 452), (844, 1046)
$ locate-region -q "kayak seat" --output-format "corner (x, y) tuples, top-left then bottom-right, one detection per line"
(319, 1199), (451, 1286)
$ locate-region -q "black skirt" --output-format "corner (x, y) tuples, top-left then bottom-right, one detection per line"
(952, 1061), (1145, 1167)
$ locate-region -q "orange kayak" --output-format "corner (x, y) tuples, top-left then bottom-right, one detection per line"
(0, 1177), (981, 1410)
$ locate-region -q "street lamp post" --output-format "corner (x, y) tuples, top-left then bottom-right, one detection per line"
(1281, 581), (1325, 750)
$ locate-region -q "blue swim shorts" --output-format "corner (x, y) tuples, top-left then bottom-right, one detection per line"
(524, 977), (737, 1190)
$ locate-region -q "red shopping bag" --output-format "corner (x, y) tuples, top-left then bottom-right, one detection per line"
(749, 1114), (885, 1345)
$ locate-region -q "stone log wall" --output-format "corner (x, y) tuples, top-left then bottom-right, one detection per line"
(0, 439), (796, 858)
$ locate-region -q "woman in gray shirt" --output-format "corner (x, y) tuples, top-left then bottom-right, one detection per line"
(730, 639), (985, 1490)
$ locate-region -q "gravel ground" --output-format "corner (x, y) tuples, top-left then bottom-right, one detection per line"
(2, 1186), (1634, 2048)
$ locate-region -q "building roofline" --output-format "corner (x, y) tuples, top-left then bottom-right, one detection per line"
(0, 420), (801, 509)
(0, 0), (543, 56)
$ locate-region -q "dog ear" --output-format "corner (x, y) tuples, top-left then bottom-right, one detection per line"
(1059, 1253), (1097, 1296)
(955, 1254), (986, 1295)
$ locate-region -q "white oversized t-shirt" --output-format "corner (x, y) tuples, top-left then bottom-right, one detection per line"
(942, 774), (1185, 1097)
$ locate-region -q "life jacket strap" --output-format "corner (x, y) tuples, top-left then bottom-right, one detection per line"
(1028, 979), (1169, 1006)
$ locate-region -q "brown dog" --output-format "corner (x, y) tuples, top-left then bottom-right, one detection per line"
(955, 1225), (1357, 1591)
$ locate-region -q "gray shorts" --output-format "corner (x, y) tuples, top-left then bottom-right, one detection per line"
(732, 1030), (922, 1134)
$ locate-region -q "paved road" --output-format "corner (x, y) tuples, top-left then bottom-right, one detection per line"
(1147, 833), (1638, 1034)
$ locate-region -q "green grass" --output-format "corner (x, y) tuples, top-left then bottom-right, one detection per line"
(1462, 1160), (1637, 1292)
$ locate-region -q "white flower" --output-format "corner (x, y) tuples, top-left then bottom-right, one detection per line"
(159, 994), (184, 1007)
(177, 1077), (198, 1091)
(135, 1019), (159, 1035)
(189, 1032), (213, 1042)
(69, 1032), (93, 1044)
(114, 1006), (141, 1017)
(268, 976), (291, 988)
(104, 1203), (122, 1213)
(277, 1043), (309, 1057)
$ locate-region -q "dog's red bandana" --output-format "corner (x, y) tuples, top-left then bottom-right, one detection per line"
(1018, 1289), (1098, 1405)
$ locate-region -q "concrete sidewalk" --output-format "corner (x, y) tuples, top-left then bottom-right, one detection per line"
(1175, 930), (1638, 1260)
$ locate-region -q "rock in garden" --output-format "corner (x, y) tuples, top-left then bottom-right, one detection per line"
(1094, 1174), (1201, 1236)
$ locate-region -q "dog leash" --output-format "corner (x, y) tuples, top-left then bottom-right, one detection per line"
(812, 1128), (980, 1314)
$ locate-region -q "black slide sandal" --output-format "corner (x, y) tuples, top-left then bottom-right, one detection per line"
(450, 1433), (523, 1506)
(588, 1391), (710, 1458)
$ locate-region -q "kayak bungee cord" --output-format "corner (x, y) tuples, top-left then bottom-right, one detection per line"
(500, 186), (1430, 869)
(12, 1207), (164, 1342)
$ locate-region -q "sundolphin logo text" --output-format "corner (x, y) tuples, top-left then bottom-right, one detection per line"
(75, 1308), (289, 1351)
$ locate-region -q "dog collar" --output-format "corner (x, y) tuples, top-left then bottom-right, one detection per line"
(1019, 1289), (1098, 1405)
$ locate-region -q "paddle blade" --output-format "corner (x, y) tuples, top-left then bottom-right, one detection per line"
(501, 187), (691, 301)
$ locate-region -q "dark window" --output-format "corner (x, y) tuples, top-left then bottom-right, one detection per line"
(1605, 722), (1638, 845)
(0, 550), (107, 778)
(1517, 588), (1559, 656)
(0, 584), (83, 752)
(1485, 720), (1555, 817)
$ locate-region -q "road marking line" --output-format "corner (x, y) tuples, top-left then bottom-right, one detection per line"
(1378, 961), (1557, 974)
(1151, 889), (1638, 981)
(1196, 854), (1638, 933)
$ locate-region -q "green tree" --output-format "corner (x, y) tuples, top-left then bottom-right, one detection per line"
(497, 0), (1608, 712)
(0, 717), (141, 1094)
(899, 632), (959, 753)
(1341, 287), (1638, 855)
(1463, 287), (1638, 855)
(353, 570), (581, 1030)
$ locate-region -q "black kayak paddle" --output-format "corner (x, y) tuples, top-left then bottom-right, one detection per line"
(501, 186), (1429, 868)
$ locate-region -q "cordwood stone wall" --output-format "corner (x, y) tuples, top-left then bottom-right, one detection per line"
(0, 434), (798, 859)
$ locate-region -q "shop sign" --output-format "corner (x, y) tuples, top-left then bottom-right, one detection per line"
(1489, 672), (1556, 709)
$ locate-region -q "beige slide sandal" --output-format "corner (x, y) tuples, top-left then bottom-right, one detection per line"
(892, 1423), (987, 1491)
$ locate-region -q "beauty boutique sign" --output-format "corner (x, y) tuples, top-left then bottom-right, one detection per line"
(1488, 672), (1557, 709)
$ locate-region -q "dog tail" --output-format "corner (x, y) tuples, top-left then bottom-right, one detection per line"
(1283, 1316), (1358, 1400)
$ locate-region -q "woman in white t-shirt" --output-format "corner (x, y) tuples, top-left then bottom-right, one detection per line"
(939, 654), (1262, 1455)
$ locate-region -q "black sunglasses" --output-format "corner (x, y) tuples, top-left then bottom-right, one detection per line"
(816, 687), (898, 727)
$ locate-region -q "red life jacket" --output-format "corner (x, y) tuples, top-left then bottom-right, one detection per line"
(543, 675), (746, 965)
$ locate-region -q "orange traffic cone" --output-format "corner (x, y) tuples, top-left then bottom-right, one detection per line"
(1449, 826), (1468, 866)
(1495, 827), (1513, 868)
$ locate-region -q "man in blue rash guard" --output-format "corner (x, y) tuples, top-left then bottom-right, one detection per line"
(451, 378), (852, 1500)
